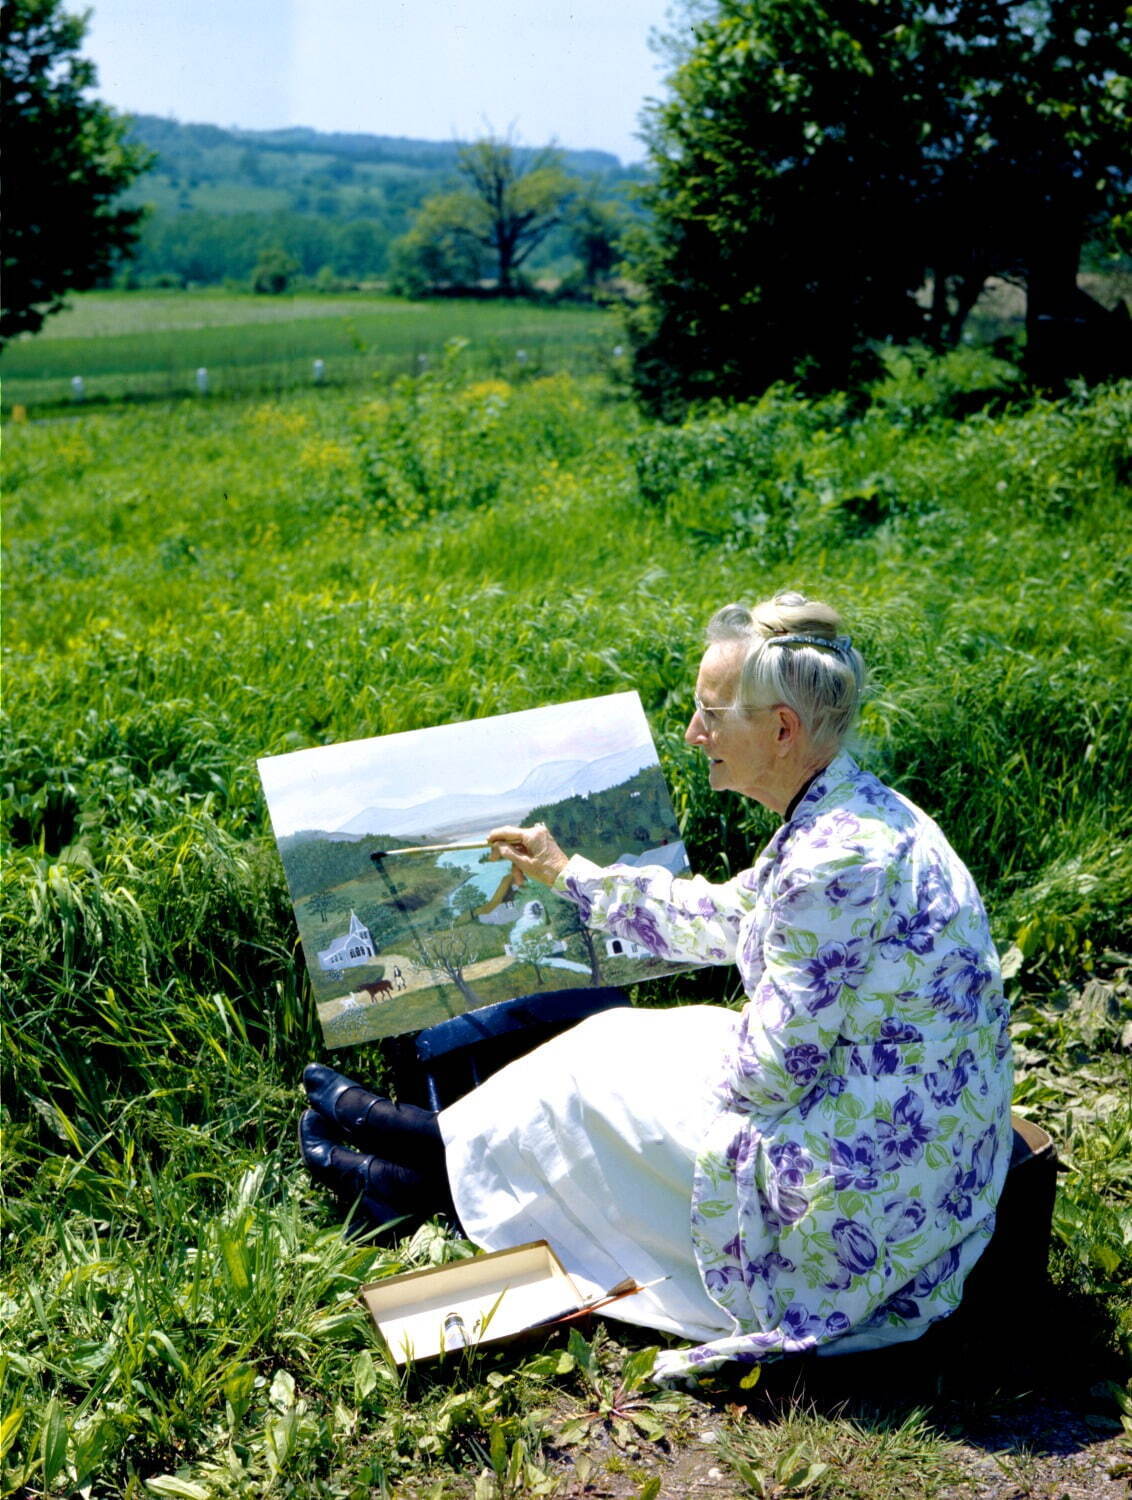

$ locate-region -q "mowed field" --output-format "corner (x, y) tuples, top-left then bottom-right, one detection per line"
(0, 290), (621, 409)
(1, 303), (1130, 1497)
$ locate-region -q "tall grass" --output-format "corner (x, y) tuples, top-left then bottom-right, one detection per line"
(2, 349), (1130, 1496)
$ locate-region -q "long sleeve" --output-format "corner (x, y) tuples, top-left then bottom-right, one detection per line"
(724, 850), (888, 1117)
(554, 854), (758, 967)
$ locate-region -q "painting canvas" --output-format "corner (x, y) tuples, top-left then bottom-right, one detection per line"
(257, 691), (699, 1047)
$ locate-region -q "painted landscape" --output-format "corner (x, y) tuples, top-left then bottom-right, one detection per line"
(258, 692), (697, 1044)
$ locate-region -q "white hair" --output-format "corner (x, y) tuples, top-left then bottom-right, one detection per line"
(705, 591), (865, 757)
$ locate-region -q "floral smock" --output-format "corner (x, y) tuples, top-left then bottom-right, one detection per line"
(555, 750), (1013, 1381)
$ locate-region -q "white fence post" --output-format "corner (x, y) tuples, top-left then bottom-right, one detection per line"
(71, 375), (85, 401)
(195, 367), (209, 395)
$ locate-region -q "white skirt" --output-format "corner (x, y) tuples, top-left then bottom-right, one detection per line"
(439, 1005), (739, 1341)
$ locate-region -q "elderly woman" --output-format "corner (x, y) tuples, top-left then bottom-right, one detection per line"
(300, 591), (1013, 1381)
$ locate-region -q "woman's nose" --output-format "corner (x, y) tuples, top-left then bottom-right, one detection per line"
(685, 711), (707, 747)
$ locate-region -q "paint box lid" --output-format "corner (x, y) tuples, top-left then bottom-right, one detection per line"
(360, 1240), (601, 1365)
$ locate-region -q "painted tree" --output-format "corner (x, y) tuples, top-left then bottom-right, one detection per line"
(512, 926), (559, 987)
(417, 932), (486, 1011)
(353, 902), (401, 951)
(551, 900), (603, 986)
(451, 882), (485, 922)
(1, 0), (152, 343)
(306, 890), (348, 925)
(629, 0), (1131, 412)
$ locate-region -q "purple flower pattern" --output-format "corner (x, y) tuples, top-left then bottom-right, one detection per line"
(876, 1090), (936, 1171)
(830, 1133), (880, 1192)
(558, 750), (1012, 1384)
(832, 1217), (879, 1276)
(882, 1193), (927, 1243)
(783, 1041), (826, 1086)
(927, 946), (995, 1026)
(924, 1048), (976, 1107)
(799, 938), (871, 1013)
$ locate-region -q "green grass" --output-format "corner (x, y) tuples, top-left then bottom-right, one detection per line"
(2, 344), (1130, 1496)
(0, 290), (622, 409)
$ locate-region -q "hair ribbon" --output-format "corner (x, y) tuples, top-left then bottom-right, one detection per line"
(765, 633), (853, 655)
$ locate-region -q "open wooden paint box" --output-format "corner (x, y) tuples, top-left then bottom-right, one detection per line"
(360, 1240), (635, 1365)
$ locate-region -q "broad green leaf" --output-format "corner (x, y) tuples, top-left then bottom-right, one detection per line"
(353, 1349), (378, 1403)
(217, 1223), (251, 1298)
(620, 1345), (660, 1392)
(39, 1398), (68, 1490)
(630, 1410), (667, 1442)
(268, 1368), (296, 1410)
(489, 1422), (507, 1475)
(0, 1407), (23, 1463)
(145, 1479), (212, 1499)
(567, 1326), (598, 1378)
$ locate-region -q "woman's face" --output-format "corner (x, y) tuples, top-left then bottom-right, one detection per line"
(685, 642), (783, 803)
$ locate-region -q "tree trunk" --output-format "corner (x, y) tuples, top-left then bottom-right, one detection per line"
(448, 971), (483, 1009)
(947, 271), (988, 348)
(579, 925), (603, 986)
(1025, 213), (1086, 387)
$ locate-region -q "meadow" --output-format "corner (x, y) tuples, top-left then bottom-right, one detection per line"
(0, 291), (621, 410)
(1, 310), (1131, 1497)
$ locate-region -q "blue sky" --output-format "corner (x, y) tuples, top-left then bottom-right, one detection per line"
(82, 1), (681, 166)
(258, 692), (652, 836)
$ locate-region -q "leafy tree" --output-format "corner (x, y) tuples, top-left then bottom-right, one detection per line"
(629, 0), (1131, 413)
(387, 193), (488, 296)
(390, 134), (576, 295)
(562, 188), (629, 296)
(251, 247), (299, 294)
(1, 0), (152, 343)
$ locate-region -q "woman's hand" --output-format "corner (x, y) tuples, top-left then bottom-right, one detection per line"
(487, 823), (570, 886)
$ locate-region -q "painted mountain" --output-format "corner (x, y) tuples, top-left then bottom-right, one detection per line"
(333, 744), (653, 842)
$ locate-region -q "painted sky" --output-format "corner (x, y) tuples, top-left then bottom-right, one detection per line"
(258, 691), (654, 837)
(82, 0), (681, 166)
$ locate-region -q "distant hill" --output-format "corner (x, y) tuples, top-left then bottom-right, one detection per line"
(117, 115), (647, 290)
(334, 743), (654, 841)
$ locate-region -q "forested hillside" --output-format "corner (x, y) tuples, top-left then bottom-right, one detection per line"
(118, 116), (644, 288)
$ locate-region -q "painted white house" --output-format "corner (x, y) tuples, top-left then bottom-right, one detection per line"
(317, 911), (375, 971)
(604, 933), (652, 961)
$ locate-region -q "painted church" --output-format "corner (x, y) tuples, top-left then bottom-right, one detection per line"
(316, 911), (375, 971)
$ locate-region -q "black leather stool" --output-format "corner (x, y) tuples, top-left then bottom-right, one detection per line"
(960, 1113), (1060, 1313)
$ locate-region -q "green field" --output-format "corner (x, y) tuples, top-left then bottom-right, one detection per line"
(2, 328), (1131, 1496)
(0, 290), (622, 409)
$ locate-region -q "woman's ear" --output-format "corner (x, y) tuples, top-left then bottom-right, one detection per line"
(774, 704), (804, 750)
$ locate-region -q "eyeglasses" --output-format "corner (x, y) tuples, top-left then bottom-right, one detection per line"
(693, 694), (779, 724)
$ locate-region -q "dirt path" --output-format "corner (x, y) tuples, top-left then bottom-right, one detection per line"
(541, 1395), (1130, 1498)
